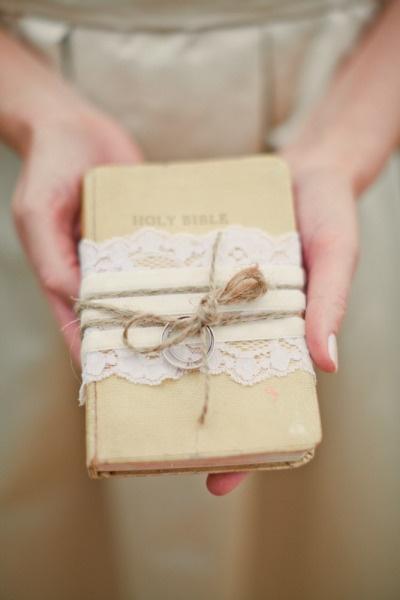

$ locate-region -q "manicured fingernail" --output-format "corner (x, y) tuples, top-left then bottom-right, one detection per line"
(328, 333), (338, 372)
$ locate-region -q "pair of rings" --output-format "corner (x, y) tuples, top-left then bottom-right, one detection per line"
(161, 317), (215, 370)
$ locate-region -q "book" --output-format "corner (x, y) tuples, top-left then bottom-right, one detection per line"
(78, 155), (322, 477)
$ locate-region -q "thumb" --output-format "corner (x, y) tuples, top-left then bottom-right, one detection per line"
(295, 171), (359, 372)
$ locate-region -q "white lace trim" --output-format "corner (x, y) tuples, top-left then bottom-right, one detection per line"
(78, 226), (313, 401)
(79, 337), (314, 403)
(79, 226), (302, 275)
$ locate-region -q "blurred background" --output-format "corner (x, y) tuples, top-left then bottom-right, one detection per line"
(1, 1), (400, 598)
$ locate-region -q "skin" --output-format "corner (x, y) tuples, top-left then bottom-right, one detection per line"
(0, 0), (399, 497)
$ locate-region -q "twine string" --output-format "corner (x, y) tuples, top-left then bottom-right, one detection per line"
(77, 231), (298, 424)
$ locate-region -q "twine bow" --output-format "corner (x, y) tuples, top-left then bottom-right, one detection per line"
(77, 232), (270, 424)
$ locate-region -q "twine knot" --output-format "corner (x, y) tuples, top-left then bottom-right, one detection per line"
(193, 265), (267, 329)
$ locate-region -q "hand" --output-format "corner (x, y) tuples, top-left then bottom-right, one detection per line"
(207, 0), (400, 496)
(12, 107), (143, 362)
(206, 154), (359, 496)
(280, 154), (359, 373)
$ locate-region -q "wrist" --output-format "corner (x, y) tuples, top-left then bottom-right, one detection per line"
(1, 92), (98, 158)
(0, 29), (93, 156)
(0, 52), (96, 157)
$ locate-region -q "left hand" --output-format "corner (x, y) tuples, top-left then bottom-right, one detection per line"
(207, 0), (400, 495)
(206, 154), (359, 496)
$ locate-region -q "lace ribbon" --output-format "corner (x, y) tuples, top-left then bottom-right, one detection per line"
(78, 226), (315, 405)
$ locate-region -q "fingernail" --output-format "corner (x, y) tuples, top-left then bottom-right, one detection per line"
(328, 333), (338, 372)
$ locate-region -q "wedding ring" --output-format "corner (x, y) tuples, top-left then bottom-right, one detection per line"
(161, 318), (215, 370)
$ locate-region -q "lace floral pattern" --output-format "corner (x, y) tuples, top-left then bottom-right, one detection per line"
(79, 226), (302, 275)
(79, 226), (314, 400)
(79, 338), (314, 404)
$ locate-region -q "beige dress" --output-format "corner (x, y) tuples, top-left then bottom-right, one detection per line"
(1, 1), (399, 599)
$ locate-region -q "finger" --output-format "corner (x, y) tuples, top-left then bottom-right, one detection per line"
(13, 175), (82, 365)
(13, 179), (81, 304)
(295, 173), (359, 372)
(50, 293), (81, 365)
(305, 233), (358, 371)
(206, 472), (248, 496)
(16, 204), (81, 361)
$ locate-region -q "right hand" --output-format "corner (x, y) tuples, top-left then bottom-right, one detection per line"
(12, 107), (143, 362)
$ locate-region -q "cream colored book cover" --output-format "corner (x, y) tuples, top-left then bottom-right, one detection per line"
(78, 155), (322, 478)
